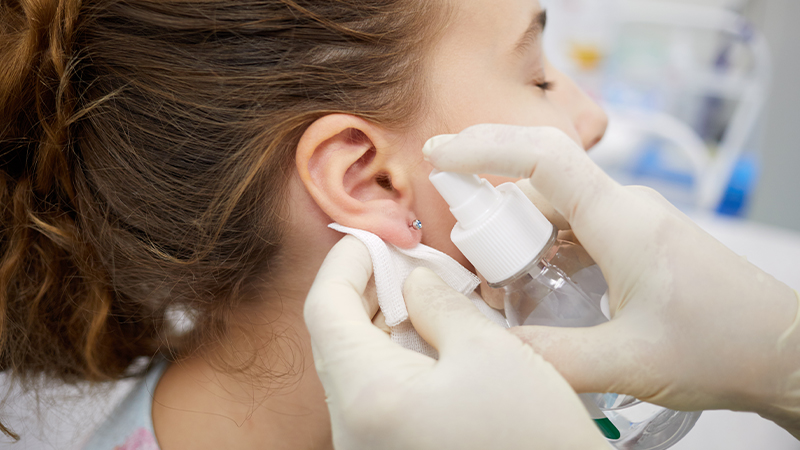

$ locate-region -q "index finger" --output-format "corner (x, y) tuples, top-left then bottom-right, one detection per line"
(304, 236), (398, 377)
(304, 235), (375, 335)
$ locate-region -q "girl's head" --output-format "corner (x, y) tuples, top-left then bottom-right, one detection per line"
(293, 0), (606, 282)
(0, 0), (604, 410)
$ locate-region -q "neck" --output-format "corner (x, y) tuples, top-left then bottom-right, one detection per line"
(152, 176), (345, 450)
(152, 282), (333, 450)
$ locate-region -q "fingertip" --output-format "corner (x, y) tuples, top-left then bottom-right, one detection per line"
(422, 134), (457, 160)
(304, 235), (373, 329)
(323, 235), (373, 286)
(334, 235), (373, 270)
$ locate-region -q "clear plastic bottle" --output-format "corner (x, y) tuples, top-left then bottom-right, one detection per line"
(429, 169), (701, 450)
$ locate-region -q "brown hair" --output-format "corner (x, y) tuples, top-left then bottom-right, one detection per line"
(0, 0), (445, 439)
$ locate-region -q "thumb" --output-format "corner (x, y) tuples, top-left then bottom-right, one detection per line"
(403, 267), (509, 355)
(509, 323), (649, 399)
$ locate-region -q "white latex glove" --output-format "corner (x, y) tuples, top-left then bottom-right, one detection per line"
(423, 123), (800, 439)
(304, 235), (610, 450)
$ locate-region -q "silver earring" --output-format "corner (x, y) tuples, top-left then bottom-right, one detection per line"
(411, 219), (422, 230)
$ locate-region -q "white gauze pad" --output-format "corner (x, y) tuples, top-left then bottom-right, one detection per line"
(329, 223), (507, 358)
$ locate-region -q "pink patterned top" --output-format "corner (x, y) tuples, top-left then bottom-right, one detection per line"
(113, 427), (159, 450)
(83, 362), (168, 450)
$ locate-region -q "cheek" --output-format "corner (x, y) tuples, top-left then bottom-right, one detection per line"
(434, 86), (583, 146)
(496, 95), (584, 146)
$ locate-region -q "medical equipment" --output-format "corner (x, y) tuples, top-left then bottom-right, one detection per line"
(546, 0), (771, 215)
(429, 169), (701, 449)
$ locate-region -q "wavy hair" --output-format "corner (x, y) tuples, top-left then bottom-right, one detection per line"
(0, 0), (445, 439)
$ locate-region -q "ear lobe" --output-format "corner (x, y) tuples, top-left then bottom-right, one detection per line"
(296, 114), (421, 249)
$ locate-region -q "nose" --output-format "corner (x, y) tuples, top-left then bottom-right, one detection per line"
(546, 61), (608, 151)
(574, 98), (608, 150)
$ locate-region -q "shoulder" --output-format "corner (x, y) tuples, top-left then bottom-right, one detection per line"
(83, 362), (168, 450)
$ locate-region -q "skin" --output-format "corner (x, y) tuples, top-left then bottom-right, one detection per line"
(151, 0), (607, 449)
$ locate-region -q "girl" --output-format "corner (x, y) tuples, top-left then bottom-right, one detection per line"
(0, 0), (607, 448)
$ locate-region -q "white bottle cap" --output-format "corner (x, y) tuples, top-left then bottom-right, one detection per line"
(429, 170), (554, 284)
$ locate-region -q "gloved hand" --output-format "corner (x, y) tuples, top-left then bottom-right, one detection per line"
(304, 235), (610, 450)
(423, 123), (800, 438)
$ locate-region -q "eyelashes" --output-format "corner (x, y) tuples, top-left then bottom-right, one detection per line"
(535, 80), (554, 92)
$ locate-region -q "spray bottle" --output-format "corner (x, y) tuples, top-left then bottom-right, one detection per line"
(427, 164), (701, 450)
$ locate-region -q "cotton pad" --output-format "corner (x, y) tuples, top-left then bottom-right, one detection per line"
(329, 223), (507, 358)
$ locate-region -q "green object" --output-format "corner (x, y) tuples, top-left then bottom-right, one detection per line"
(594, 417), (621, 440)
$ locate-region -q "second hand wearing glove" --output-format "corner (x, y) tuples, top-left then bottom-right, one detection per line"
(304, 235), (610, 450)
(423, 123), (800, 438)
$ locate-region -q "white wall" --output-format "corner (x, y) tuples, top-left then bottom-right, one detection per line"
(748, 0), (800, 231)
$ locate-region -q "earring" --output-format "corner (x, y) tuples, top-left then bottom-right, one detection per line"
(411, 219), (422, 230)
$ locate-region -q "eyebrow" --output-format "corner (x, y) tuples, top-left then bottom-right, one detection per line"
(514, 9), (547, 54)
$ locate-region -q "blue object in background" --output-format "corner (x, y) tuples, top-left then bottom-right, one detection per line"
(627, 141), (760, 218)
(717, 153), (760, 217)
(631, 140), (695, 188)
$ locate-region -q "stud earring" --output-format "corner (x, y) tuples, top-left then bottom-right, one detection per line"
(411, 219), (422, 230)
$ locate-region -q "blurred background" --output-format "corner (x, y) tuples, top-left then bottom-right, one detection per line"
(3, 0), (799, 449)
(542, 0), (800, 229)
(541, 0), (800, 448)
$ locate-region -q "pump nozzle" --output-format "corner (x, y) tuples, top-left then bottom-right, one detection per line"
(429, 171), (503, 228)
(429, 168), (555, 284)
(424, 132), (554, 284)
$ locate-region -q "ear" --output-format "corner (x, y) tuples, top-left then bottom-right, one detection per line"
(296, 114), (421, 249)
